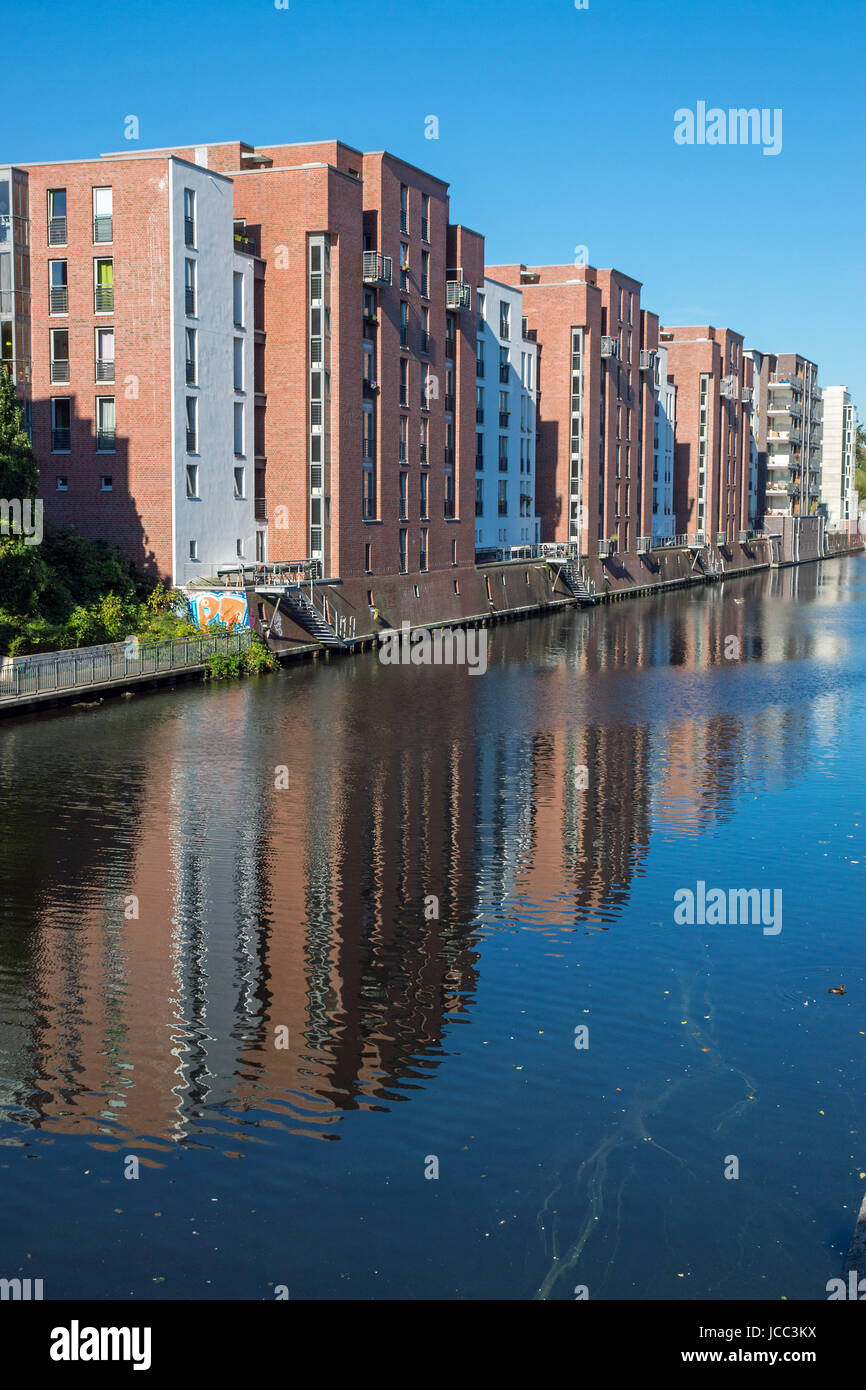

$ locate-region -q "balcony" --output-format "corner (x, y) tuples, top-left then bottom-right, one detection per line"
(94, 285), (114, 313)
(639, 350), (654, 371)
(93, 215), (113, 244)
(598, 539), (614, 558)
(445, 280), (471, 312)
(50, 359), (70, 384)
(49, 286), (68, 314)
(600, 336), (619, 359)
(48, 216), (67, 245)
(719, 376), (737, 398)
(636, 535), (651, 552)
(363, 251), (392, 286)
(52, 427), (71, 451)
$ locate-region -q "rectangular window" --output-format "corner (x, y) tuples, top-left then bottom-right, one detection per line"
(421, 363), (429, 409)
(419, 417), (428, 465)
(185, 326), (197, 385)
(400, 412), (408, 463)
(93, 186), (112, 243)
(233, 270), (244, 326)
(399, 470), (408, 520)
(365, 542), (372, 573)
(419, 530), (428, 571)
(399, 527), (408, 573)
(236, 538), (244, 558)
(233, 337), (244, 391)
(50, 328), (69, 384)
(499, 391), (509, 427)
(444, 468), (455, 519)
(100, 474), (113, 491)
(48, 188), (67, 245)
(184, 188), (196, 247)
(499, 346), (509, 383)
(499, 436), (508, 471)
(96, 327), (115, 383)
(477, 339), (485, 378)
(186, 463), (199, 498)
(56, 475), (68, 491)
(96, 396), (116, 452)
(400, 242), (409, 293)
(94, 258), (113, 313)
(49, 259), (68, 314)
(421, 192), (430, 242)
(420, 304), (430, 354)
(400, 358), (409, 408)
(186, 396), (197, 452)
(189, 539), (198, 561)
(185, 258), (196, 316)
(233, 465), (245, 499)
(362, 466), (375, 520)
(51, 397), (71, 451)
(475, 478), (483, 516)
(498, 479), (508, 515)
(420, 471), (428, 519)
(421, 249), (429, 298)
(400, 300), (409, 348)
(234, 401), (245, 456)
(476, 432), (484, 468)
(499, 301), (510, 340)
(451, 539), (457, 566)
(400, 183), (409, 234)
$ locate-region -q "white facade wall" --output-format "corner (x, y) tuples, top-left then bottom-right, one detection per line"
(169, 158), (258, 583)
(651, 346), (675, 538)
(820, 386), (858, 528)
(475, 278), (538, 554)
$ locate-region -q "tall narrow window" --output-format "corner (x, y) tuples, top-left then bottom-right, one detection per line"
(186, 463), (199, 498)
(184, 188), (196, 247)
(399, 470), (408, 520)
(96, 396), (116, 452)
(186, 396), (197, 453)
(94, 258), (113, 313)
(421, 192), (430, 242)
(499, 301), (510, 339)
(186, 327), (197, 385)
(233, 271), (244, 327)
(47, 189), (67, 245)
(95, 327), (114, 383)
(93, 187), (112, 243)
(400, 184), (409, 234)
(51, 397), (71, 451)
(399, 528), (408, 573)
(400, 300), (409, 349)
(50, 328), (69, 383)
(49, 260), (68, 314)
(233, 337), (244, 391)
(400, 243), (409, 293)
(185, 258), (197, 316)
(420, 471), (429, 520)
(234, 401), (245, 456)
(421, 250), (429, 299)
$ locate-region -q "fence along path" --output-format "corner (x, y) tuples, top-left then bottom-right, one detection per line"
(0, 630), (252, 704)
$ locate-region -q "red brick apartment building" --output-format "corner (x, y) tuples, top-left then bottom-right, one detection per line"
(745, 350), (822, 520)
(658, 325), (753, 541)
(2, 140), (482, 584)
(485, 263), (659, 557)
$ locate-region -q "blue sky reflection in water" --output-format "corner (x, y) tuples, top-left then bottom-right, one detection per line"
(0, 556), (864, 1300)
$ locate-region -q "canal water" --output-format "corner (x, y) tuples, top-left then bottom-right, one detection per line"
(1, 556), (864, 1301)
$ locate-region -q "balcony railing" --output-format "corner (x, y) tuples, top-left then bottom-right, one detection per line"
(499, 411), (510, 427)
(93, 215), (113, 243)
(444, 446), (454, 465)
(96, 428), (116, 452)
(52, 427), (71, 451)
(48, 216), (67, 245)
(400, 211), (409, 234)
(476, 408), (484, 424)
(420, 331), (430, 354)
(362, 251), (392, 286)
(96, 358), (115, 383)
(50, 359), (70, 384)
(185, 358), (196, 385)
(445, 280), (470, 312)
(49, 286), (68, 314)
(185, 287), (196, 315)
(184, 217), (195, 246)
(421, 217), (429, 242)
(186, 429), (197, 453)
(444, 500), (456, 519)
(362, 496), (376, 520)
(499, 365), (509, 383)
(94, 285), (114, 313)
(420, 445), (428, 465)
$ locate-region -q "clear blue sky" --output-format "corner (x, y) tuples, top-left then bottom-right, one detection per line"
(6, 0), (864, 408)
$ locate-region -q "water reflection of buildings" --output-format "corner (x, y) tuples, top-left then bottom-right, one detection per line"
(0, 562), (859, 1144)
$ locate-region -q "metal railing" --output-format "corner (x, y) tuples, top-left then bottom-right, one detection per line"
(184, 216), (195, 247)
(93, 216), (113, 243)
(96, 358), (115, 383)
(50, 359), (70, 384)
(94, 285), (114, 313)
(0, 630), (253, 705)
(185, 286), (196, 316)
(48, 216), (67, 245)
(52, 427), (71, 451)
(217, 560), (322, 588)
(49, 286), (68, 314)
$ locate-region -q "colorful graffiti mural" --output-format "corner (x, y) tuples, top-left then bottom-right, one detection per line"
(187, 590), (250, 629)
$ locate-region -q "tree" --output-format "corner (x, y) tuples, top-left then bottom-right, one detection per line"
(0, 368), (38, 502)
